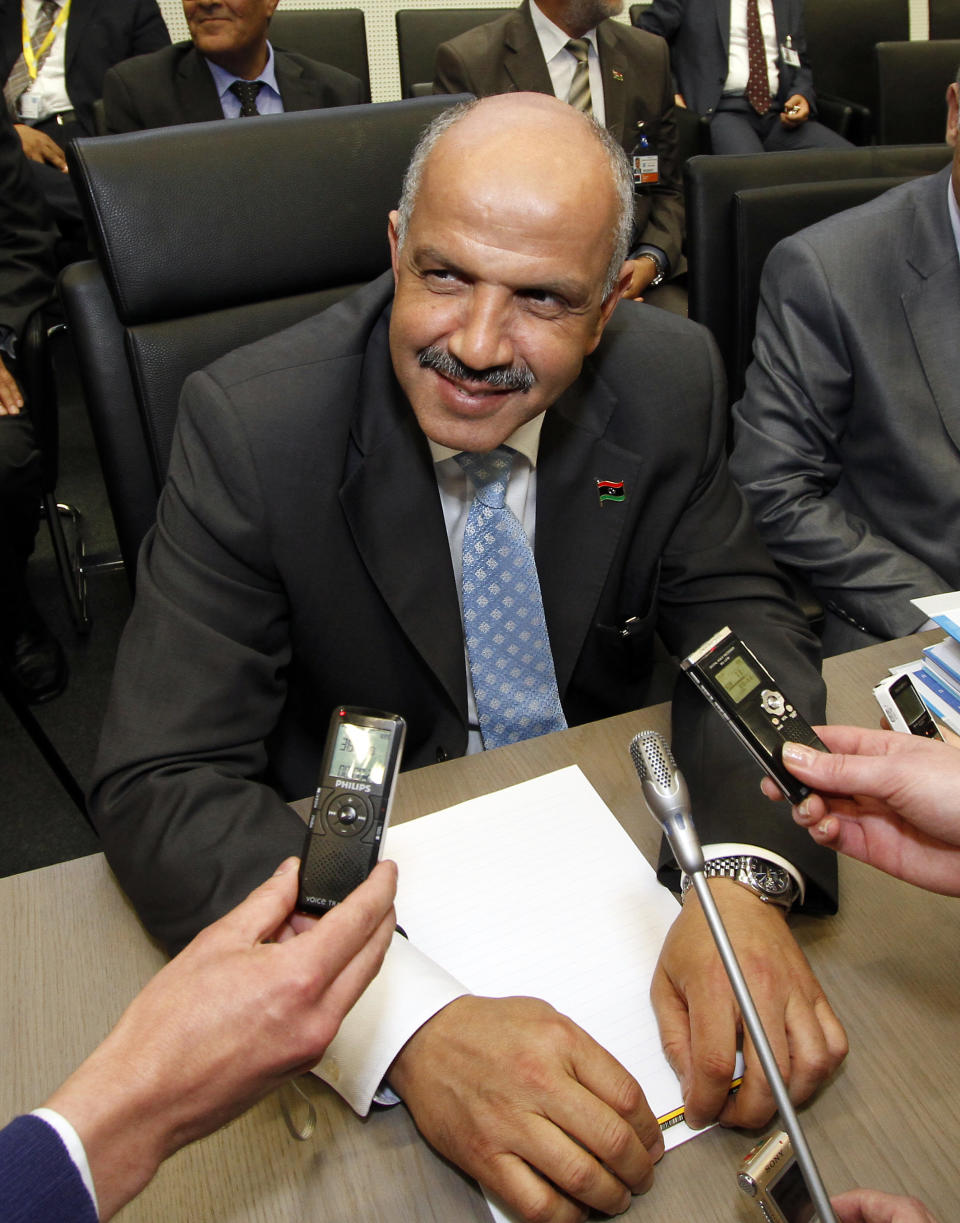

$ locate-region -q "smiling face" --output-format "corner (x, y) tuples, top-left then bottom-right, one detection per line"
(183, 0), (278, 77)
(387, 96), (629, 454)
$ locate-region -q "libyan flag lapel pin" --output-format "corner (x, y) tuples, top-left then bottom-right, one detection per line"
(597, 479), (625, 504)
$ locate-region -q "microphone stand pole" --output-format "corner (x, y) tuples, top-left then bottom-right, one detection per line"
(688, 870), (837, 1223)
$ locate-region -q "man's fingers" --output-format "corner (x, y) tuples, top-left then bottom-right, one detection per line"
(649, 962), (694, 1100)
(481, 1153), (589, 1223)
(217, 855), (301, 945)
(307, 907), (396, 1030)
(295, 860), (398, 984)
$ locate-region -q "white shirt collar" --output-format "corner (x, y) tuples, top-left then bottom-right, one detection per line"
(529, 0), (600, 65)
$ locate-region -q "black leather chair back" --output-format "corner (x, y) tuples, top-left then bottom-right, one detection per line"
(875, 40), (960, 145)
(804, 0), (909, 119)
(269, 8), (371, 100)
(685, 143), (951, 403)
(733, 176), (913, 396)
(59, 96), (469, 575)
(395, 8), (512, 97)
(930, 0), (960, 40)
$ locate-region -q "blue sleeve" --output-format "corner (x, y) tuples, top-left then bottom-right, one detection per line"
(0, 1115), (98, 1222)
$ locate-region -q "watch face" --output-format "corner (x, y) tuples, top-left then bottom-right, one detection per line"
(746, 858), (791, 897)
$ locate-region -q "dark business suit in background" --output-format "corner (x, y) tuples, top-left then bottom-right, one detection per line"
(731, 165), (960, 654)
(102, 39), (364, 133)
(433, 2), (684, 278)
(637, 0), (848, 152)
(89, 271), (835, 959)
(1, 0), (170, 135)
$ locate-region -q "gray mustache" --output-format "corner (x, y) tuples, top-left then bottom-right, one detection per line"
(418, 345), (535, 394)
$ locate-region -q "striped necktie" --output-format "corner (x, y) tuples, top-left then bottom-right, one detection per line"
(565, 39), (593, 117)
(4, 0), (59, 119)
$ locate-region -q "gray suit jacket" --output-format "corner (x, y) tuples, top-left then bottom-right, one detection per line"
(638, 0), (817, 118)
(730, 165), (960, 651)
(88, 272), (833, 955)
(433, 2), (684, 273)
(102, 40), (364, 133)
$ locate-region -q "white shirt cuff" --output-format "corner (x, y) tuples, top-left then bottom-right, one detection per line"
(312, 931), (469, 1115)
(699, 842), (806, 907)
(31, 1107), (99, 1218)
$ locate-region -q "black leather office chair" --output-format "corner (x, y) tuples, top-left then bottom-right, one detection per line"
(59, 96), (469, 578)
(685, 144), (952, 404)
(269, 8), (371, 101)
(804, 0), (909, 141)
(875, 40), (960, 145)
(930, 0), (960, 40)
(395, 8), (511, 98)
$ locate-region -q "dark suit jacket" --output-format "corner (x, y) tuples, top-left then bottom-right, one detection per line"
(0, 112), (55, 344)
(731, 165), (960, 652)
(101, 40), (365, 133)
(89, 271), (834, 956)
(433, 2), (684, 273)
(638, 0), (817, 118)
(0, 1115), (97, 1222)
(0, 0), (170, 135)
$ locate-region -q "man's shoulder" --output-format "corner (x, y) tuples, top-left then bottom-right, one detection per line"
(273, 47), (363, 94)
(591, 299), (717, 392)
(781, 166), (950, 262)
(599, 16), (670, 60)
(439, 7), (526, 58)
(201, 272), (394, 397)
(106, 40), (191, 84)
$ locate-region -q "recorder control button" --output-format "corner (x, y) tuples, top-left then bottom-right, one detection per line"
(324, 793), (373, 837)
(760, 689), (787, 717)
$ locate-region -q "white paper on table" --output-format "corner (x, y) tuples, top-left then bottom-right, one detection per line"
(384, 765), (714, 1223)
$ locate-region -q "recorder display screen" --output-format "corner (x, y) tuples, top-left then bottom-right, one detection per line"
(715, 655), (761, 705)
(330, 724), (393, 786)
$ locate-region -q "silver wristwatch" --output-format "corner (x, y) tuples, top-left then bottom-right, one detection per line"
(680, 855), (800, 911)
(637, 252), (665, 287)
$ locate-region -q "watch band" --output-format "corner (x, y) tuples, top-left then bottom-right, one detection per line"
(680, 855), (800, 911)
(636, 252), (665, 287)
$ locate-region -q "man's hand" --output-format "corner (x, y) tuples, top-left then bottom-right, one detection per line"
(832, 1188), (941, 1223)
(674, 92), (687, 108)
(45, 857), (397, 1221)
(621, 256), (660, 301)
(0, 354), (24, 414)
(651, 879), (847, 1129)
(15, 122), (68, 171)
(765, 725), (960, 896)
(780, 94), (810, 128)
(388, 995), (664, 1222)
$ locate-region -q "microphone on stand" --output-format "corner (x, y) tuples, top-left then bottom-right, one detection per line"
(629, 729), (837, 1223)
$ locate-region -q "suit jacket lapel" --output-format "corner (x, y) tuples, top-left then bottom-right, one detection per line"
(715, 0), (730, 61)
(536, 363), (644, 697)
(176, 47), (226, 123)
(597, 21), (626, 145)
(339, 313), (467, 720)
(273, 49), (310, 111)
(64, 0), (95, 75)
(502, 2), (555, 95)
(902, 167), (960, 456)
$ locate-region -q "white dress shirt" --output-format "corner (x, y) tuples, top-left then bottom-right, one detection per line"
(723, 0), (780, 100)
(15, 0), (71, 121)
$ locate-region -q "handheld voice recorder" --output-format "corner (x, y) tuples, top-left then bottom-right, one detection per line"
(297, 706), (406, 916)
(681, 627), (828, 805)
(738, 1130), (819, 1223)
(873, 672), (943, 740)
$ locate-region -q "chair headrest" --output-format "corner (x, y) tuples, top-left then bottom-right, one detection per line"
(67, 95), (472, 326)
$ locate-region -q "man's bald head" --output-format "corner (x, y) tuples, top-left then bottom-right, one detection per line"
(395, 94), (633, 300)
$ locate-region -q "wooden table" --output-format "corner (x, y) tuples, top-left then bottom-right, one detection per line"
(3, 631), (958, 1220)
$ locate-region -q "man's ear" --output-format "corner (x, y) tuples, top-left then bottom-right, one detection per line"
(387, 211), (401, 284)
(586, 262), (633, 354)
(947, 82), (959, 147)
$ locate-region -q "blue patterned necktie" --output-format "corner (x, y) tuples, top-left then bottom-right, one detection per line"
(456, 447), (567, 749)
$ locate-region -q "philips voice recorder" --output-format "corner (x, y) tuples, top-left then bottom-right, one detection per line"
(297, 706), (406, 916)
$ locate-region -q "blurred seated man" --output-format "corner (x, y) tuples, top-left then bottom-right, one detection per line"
(89, 94), (847, 1222)
(0, 110), (65, 702)
(2, 0), (170, 224)
(0, 857), (397, 1221)
(767, 724), (960, 1223)
(637, 0), (851, 153)
(432, 0), (686, 309)
(729, 75), (960, 656)
(102, 0), (363, 134)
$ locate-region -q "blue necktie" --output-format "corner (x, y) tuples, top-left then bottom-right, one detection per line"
(456, 447), (567, 749)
